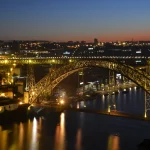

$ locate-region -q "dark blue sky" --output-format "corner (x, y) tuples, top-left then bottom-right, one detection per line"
(1, 0), (150, 42)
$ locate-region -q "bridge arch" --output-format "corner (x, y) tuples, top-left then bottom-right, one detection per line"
(28, 60), (150, 104)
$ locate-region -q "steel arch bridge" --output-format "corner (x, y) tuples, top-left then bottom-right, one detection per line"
(28, 59), (150, 117)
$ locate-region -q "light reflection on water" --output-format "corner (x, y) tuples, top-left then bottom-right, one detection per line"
(54, 113), (66, 150)
(77, 102), (80, 109)
(75, 87), (145, 115)
(0, 130), (8, 150)
(76, 128), (82, 150)
(107, 135), (120, 150)
(0, 88), (148, 150)
(30, 118), (39, 150)
(0, 111), (149, 150)
(18, 123), (24, 150)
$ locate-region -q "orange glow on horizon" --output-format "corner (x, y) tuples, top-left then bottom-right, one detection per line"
(6, 31), (150, 43)
(46, 33), (150, 42)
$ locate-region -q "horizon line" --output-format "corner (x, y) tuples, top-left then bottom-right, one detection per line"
(1, 39), (150, 43)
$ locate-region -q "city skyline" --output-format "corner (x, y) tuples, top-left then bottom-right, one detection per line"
(1, 0), (150, 42)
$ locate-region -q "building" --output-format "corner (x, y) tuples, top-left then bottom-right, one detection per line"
(94, 38), (98, 45)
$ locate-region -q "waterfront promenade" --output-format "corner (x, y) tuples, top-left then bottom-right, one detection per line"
(69, 82), (149, 121)
(96, 82), (137, 95)
(68, 108), (150, 121)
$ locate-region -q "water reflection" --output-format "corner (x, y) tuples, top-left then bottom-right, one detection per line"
(101, 95), (105, 109)
(76, 129), (82, 150)
(82, 88), (145, 115)
(18, 123), (24, 150)
(77, 102), (80, 109)
(0, 130), (8, 150)
(0, 89), (147, 150)
(111, 95), (116, 111)
(122, 94), (127, 111)
(80, 101), (86, 108)
(107, 135), (120, 150)
(0, 118), (40, 150)
(30, 118), (39, 150)
(84, 102), (86, 108)
(54, 113), (66, 150)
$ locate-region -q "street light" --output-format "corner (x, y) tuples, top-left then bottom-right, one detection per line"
(60, 99), (64, 104)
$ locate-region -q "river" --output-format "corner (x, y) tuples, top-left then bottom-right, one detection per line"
(0, 87), (150, 150)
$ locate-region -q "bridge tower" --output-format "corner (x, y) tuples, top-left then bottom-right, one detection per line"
(108, 70), (116, 112)
(122, 76), (129, 84)
(145, 60), (150, 118)
(26, 65), (35, 91)
(78, 69), (84, 96)
(37, 65), (56, 102)
(24, 65), (35, 103)
(109, 70), (115, 86)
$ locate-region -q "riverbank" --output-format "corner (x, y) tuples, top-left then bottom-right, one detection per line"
(67, 108), (150, 122)
(0, 104), (29, 124)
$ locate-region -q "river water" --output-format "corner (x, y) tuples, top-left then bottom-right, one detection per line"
(75, 87), (145, 115)
(0, 87), (150, 150)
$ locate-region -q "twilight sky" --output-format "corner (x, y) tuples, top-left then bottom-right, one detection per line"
(1, 0), (150, 42)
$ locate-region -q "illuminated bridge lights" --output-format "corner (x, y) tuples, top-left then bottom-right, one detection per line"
(28, 60), (150, 102)
(4, 59), (8, 64)
(29, 60), (32, 63)
(25, 59), (150, 118)
(52, 59), (55, 63)
(145, 112), (147, 118)
(13, 63), (16, 67)
(1, 55), (150, 117)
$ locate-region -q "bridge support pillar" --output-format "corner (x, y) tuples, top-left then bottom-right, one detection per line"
(26, 65), (35, 91)
(78, 69), (84, 95)
(144, 60), (150, 118)
(109, 70), (115, 86)
(122, 76), (129, 83)
(24, 92), (29, 104)
(108, 96), (111, 113)
(144, 92), (150, 118)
